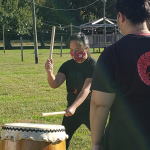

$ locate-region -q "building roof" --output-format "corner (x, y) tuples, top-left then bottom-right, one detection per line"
(80, 17), (118, 29)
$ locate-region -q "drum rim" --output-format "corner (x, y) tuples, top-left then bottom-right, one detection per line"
(2, 123), (66, 133)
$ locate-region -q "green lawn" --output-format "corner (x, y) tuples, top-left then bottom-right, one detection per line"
(0, 49), (101, 150)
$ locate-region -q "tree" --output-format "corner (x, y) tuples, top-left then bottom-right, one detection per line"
(0, 0), (118, 48)
(61, 0), (117, 24)
(0, 0), (41, 48)
(36, 0), (76, 46)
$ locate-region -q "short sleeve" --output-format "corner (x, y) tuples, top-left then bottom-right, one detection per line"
(58, 62), (67, 75)
(86, 62), (96, 78)
(91, 48), (116, 93)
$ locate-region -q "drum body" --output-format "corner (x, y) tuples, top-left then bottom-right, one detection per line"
(0, 123), (68, 150)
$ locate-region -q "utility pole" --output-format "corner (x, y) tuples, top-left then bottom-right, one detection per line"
(3, 25), (5, 53)
(60, 36), (63, 57)
(80, 26), (81, 33)
(92, 25), (94, 53)
(102, 0), (107, 48)
(71, 23), (72, 36)
(20, 36), (23, 62)
(31, 0), (38, 64)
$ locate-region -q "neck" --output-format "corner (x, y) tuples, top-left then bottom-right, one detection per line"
(124, 22), (150, 35)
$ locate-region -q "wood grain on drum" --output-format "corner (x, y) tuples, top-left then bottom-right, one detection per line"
(0, 139), (66, 150)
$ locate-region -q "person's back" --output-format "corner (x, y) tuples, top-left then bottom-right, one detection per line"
(102, 33), (150, 150)
(109, 34), (150, 96)
(90, 0), (150, 150)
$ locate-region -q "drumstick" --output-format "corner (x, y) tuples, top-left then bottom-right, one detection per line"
(41, 111), (66, 117)
(49, 26), (56, 60)
(47, 26), (55, 72)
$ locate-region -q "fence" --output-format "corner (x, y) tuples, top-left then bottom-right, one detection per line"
(87, 34), (123, 49)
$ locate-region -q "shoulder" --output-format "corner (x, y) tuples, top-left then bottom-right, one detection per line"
(61, 59), (74, 66)
(100, 35), (132, 58)
(88, 56), (96, 63)
(105, 35), (130, 50)
(87, 56), (96, 67)
(58, 59), (74, 73)
(59, 59), (74, 71)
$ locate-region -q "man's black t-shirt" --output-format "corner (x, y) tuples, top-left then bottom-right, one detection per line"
(91, 34), (150, 150)
(92, 34), (150, 102)
(59, 56), (96, 113)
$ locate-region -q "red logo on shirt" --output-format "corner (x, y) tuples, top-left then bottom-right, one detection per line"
(137, 51), (150, 86)
(73, 89), (78, 94)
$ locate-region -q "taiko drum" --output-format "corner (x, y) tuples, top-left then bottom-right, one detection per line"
(0, 123), (68, 150)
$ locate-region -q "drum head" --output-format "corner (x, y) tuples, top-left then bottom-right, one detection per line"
(1, 123), (68, 143)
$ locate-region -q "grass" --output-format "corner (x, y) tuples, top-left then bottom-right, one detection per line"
(0, 48), (101, 150)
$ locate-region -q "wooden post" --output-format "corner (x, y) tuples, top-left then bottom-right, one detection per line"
(20, 36), (23, 62)
(103, 0), (107, 48)
(60, 36), (63, 57)
(3, 25), (5, 53)
(92, 26), (94, 53)
(31, 0), (38, 64)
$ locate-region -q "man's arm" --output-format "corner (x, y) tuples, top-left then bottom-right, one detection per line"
(90, 90), (115, 150)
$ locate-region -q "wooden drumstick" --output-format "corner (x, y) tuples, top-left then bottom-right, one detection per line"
(41, 111), (66, 117)
(49, 26), (56, 60)
(47, 26), (55, 72)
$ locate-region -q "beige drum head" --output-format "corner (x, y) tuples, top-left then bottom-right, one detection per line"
(1, 123), (68, 143)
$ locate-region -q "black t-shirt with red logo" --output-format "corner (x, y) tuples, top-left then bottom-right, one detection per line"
(91, 34), (150, 150)
(58, 56), (96, 113)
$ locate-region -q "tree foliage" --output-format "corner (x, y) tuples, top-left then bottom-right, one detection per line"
(60, 0), (117, 24)
(0, 0), (118, 48)
(36, 0), (117, 27)
(0, 0), (34, 35)
(0, 0), (43, 48)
